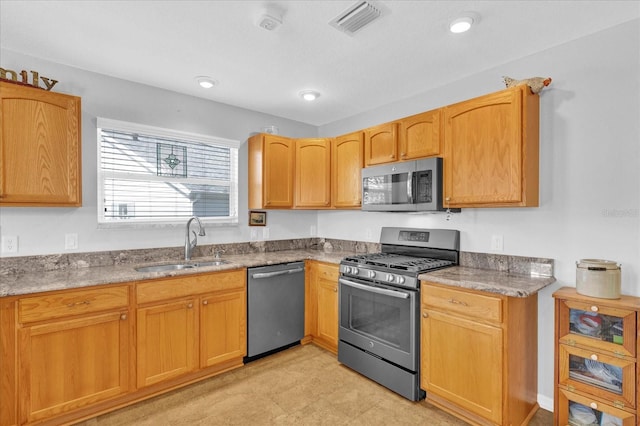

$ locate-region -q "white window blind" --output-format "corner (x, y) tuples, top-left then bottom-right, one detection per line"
(97, 118), (239, 227)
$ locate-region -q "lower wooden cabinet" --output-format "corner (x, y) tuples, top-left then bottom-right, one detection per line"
(306, 260), (339, 353)
(0, 269), (246, 426)
(420, 281), (539, 426)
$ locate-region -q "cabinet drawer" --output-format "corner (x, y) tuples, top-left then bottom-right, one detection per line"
(422, 284), (502, 323)
(557, 297), (636, 357)
(18, 286), (129, 324)
(137, 269), (245, 304)
(558, 344), (635, 409)
(314, 262), (339, 281)
(558, 388), (636, 426)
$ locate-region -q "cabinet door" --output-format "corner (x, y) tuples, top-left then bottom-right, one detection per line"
(18, 311), (129, 422)
(558, 388), (636, 426)
(443, 86), (539, 207)
(137, 299), (198, 387)
(398, 109), (441, 160)
(200, 289), (246, 368)
(295, 138), (331, 208)
(0, 82), (81, 206)
(263, 134), (294, 208)
(422, 309), (503, 424)
(364, 122), (398, 166)
(312, 263), (339, 353)
(332, 132), (363, 208)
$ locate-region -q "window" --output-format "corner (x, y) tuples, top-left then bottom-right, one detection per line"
(97, 118), (239, 226)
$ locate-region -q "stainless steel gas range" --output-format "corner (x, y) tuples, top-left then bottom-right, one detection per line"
(338, 227), (460, 401)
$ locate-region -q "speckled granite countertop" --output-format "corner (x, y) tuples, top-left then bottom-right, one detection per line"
(1, 238), (555, 298)
(420, 266), (556, 298)
(0, 249), (351, 298)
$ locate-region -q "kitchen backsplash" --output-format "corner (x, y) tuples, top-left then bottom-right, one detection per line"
(0, 238), (553, 277)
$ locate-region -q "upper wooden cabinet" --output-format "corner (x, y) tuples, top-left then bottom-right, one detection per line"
(295, 138), (331, 209)
(332, 131), (363, 208)
(0, 82), (82, 206)
(443, 86), (539, 207)
(248, 133), (295, 209)
(364, 122), (398, 166)
(398, 109), (442, 160)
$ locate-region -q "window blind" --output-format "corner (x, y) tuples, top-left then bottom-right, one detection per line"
(97, 118), (239, 226)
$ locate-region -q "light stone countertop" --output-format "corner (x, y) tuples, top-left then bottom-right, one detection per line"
(420, 266), (556, 298)
(1, 249), (555, 298)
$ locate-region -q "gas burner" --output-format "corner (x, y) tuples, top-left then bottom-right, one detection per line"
(343, 253), (453, 273)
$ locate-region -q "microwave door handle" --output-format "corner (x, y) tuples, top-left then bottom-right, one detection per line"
(407, 171), (413, 203)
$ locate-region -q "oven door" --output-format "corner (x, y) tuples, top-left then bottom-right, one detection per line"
(338, 276), (419, 371)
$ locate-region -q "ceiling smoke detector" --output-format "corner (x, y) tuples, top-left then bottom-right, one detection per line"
(329, 1), (382, 35)
(258, 13), (282, 31)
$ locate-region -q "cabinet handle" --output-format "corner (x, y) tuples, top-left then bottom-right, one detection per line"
(448, 298), (468, 306)
(445, 197), (451, 202)
(187, 303), (193, 309)
(590, 305), (599, 312)
(203, 300), (208, 305)
(333, 287), (337, 292)
(590, 354), (598, 361)
(589, 402), (598, 410)
(422, 311), (429, 318)
(67, 300), (91, 307)
(120, 313), (127, 320)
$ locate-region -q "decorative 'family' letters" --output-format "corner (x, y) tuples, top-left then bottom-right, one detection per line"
(0, 67), (58, 90)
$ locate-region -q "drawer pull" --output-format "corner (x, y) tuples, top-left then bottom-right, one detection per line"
(590, 305), (599, 312)
(203, 300), (208, 305)
(590, 354), (598, 361)
(422, 311), (429, 318)
(589, 402), (598, 410)
(187, 303), (193, 309)
(67, 300), (91, 307)
(120, 313), (127, 320)
(448, 298), (468, 306)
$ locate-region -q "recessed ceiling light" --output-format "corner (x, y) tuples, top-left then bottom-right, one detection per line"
(299, 90), (320, 101)
(195, 76), (217, 89)
(449, 16), (474, 33)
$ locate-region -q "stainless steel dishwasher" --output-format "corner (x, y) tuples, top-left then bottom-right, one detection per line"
(246, 261), (305, 361)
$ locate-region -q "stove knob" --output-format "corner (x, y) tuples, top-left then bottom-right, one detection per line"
(396, 276), (405, 284)
(352, 267), (359, 275)
(344, 266), (352, 274)
(386, 274), (395, 282)
(368, 270), (376, 279)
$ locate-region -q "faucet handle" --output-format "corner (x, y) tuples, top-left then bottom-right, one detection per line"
(214, 248), (226, 259)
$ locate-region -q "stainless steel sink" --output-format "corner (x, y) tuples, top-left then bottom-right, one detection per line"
(135, 260), (229, 273)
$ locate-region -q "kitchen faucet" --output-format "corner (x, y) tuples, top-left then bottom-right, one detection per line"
(184, 216), (206, 261)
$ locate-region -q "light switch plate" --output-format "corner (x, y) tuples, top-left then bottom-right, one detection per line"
(65, 233), (78, 250)
(491, 235), (504, 252)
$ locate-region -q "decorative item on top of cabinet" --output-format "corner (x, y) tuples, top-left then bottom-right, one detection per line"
(0, 81), (82, 206)
(398, 108), (442, 160)
(364, 122), (398, 166)
(248, 133), (294, 209)
(553, 287), (639, 426)
(443, 85), (539, 208)
(295, 138), (332, 208)
(421, 281), (539, 426)
(332, 131), (363, 208)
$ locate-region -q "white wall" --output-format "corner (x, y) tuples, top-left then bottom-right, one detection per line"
(0, 49), (319, 255)
(318, 19), (640, 408)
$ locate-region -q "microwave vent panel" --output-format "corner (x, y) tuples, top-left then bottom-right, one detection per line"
(329, 1), (382, 35)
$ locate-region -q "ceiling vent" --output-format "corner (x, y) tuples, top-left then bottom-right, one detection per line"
(329, 1), (382, 35)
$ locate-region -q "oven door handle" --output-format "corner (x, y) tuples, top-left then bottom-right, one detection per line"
(339, 278), (410, 299)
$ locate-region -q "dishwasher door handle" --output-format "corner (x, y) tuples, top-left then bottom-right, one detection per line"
(339, 278), (410, 299)
(251, 267), (305, 279)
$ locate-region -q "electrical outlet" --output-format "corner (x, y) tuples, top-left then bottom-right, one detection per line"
(250, 228), (259, 240)
(310, 225), (317, 237)
(262, 227), (270, 239)
(491, 235), (504, 252)
(365, 228), (372, 240)
(1, 235), (18, 253)
(65, 233), (78, 250)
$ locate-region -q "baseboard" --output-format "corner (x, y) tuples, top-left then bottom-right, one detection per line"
(538, 394), (554, 412)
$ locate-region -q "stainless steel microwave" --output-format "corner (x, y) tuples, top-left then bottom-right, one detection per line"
(361, 157), (457, 212)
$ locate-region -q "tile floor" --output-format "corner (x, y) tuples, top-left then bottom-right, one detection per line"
(79, 344), (553, 425)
